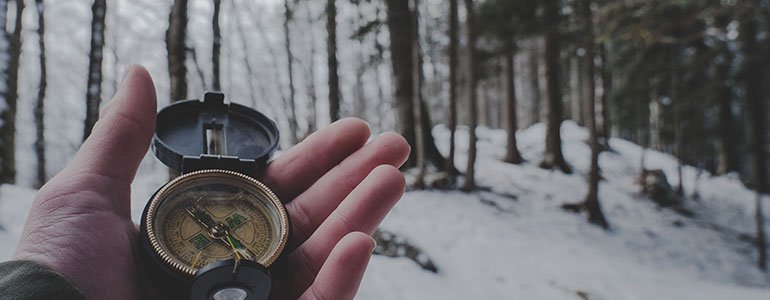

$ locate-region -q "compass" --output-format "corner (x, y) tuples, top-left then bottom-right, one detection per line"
(139, 92), (288, 300)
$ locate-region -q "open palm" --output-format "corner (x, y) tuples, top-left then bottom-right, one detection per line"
(14, 65), (409, 300)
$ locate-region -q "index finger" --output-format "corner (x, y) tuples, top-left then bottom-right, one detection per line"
(261, 118), (370, 202)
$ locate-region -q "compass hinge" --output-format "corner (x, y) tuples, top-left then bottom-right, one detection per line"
(181, 155), (259, 176)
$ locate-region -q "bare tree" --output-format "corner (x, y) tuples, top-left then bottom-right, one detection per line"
(83, 0), (107, 140)
(34, 0), (47, 188)
(739, 12), (767, 271)
(564, 0), (608, 229)
(211, 0), (221, 91)
(539, 0), (571, 173)
(445, 0), (459, 178)
(411, 0), (426, 188)
(462, 0), (478, 191)
(327, 0), (341, 121)
(303, 0), (318, 137)
(385, 0), (447, 170)
(502, 37), (522, 164)
(283, 0), (298, 143)
(1, 0), (24, 183)
(166, 0), (188, 101)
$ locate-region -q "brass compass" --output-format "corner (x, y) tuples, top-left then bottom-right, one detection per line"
(139, 92), (288, 300)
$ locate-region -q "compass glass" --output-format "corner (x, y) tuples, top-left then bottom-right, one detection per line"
(146, 170), (288, 276)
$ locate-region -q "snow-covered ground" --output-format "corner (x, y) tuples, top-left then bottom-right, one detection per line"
(2, 121), (769, 299)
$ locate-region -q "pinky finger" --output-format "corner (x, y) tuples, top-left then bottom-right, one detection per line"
(298, 232), (376, 300)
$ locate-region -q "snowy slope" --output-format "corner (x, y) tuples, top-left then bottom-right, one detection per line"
(2, 122), (769, 299)
(357, 121), (770, 300)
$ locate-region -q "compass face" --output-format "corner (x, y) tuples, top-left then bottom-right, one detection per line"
(144, 170), (289, 277)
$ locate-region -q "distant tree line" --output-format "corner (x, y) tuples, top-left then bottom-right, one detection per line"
(0, 0), (766, 269)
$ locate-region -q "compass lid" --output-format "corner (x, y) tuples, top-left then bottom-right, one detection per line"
(152, 92), (280, 175)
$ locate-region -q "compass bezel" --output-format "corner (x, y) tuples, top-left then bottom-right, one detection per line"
(144, 169), (289, 277)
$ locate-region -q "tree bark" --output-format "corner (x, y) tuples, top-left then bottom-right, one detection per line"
(1, 0), (23, 184)
(327, 0), (341, 121)
(283, 0), (298, 143)
(539, 0), (571, 174)
(569, 56), (582, 125)
(599, 44), (612, 142)
(462, 0), (478, 191)
(445, 0), (459, 177)
(580, 0), (608, 228)
(35, 0), (47, 188)
(304, 2), (318, 138)
(211, 0), (221, 91)
(502, 39), (522, 164)
(83, 0), (106, 141)
(167, 0), (188, 102)
(715, 56), (737, 175)
(740, 15), (767, 271)
(385, 0), (446, 170)
(412, 0), (426, 188)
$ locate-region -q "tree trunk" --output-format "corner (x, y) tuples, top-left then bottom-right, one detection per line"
(304, 3), (318, 138)
(740, 15), (767, 271)
(412, 0), (426, 188)
(715, 56), (737, 175)
(672, 60), (685, 198)
(283, 0), (298, 143)
(385, 0), (416, 167)
(83, 0), (106, 141)
(569, 56), (582, 125)
(327, 0), (341, 122)
(445, 0), (459, 177)
(385, 0), (447, 170)
(580, 0), (608, 228)
(462, 0), (478, 191)
(539, 0), (571, 174)
(599, 44), (612, 142)
(211, 0), (221, 91)
(502, 39), (522, 164)
(166, 0), (188, 101)
(1, 0), (23, 184)
(528, 40), (541, 127)
(35, 0), (47, 188)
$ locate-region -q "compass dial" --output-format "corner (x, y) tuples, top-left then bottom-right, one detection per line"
(144, 169), (289, 277)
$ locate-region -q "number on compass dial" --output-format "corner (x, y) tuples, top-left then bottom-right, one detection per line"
(153, 181), (280, 271)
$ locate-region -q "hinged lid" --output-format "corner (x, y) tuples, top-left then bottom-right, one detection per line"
(152, 92), (280, 175)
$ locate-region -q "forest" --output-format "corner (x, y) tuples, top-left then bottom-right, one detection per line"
(0, 0), (768, 298)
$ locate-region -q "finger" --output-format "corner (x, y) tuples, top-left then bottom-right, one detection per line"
(285, 133), (409, 249)
(262, 118), (370, 201)
(297, 232), (375, 300)
(61, 64), (157, 184)
(34, 65), (156, 217)
(288, 165), (404, 290)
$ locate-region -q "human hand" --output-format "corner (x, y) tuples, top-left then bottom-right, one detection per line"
(14, 65), (410, 300)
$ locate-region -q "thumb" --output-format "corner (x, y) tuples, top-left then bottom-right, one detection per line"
(60, 64), (157, 185)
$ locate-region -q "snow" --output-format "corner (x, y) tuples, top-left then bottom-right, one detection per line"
(1, 121), (769, 299)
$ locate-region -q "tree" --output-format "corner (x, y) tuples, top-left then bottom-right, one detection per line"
(462, 0), (478, 191)
(564, 0), (608, 229)
(384, 0), (447, 170)
(539, 0), (571, 173)
(83, 0), (107, 140)
(412, 0), (426, 188)
(477, 0), (534, 164)
(166, 0), (188, 101)
(0, 0), (24, 184)
(35, 0), (47, 188)
(284, 0), (298, 143)
(445, 0), (459, 178)
(327, 0), (341, 121)
(738, 10), (767, 271)
(211, 0), (221, 91)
